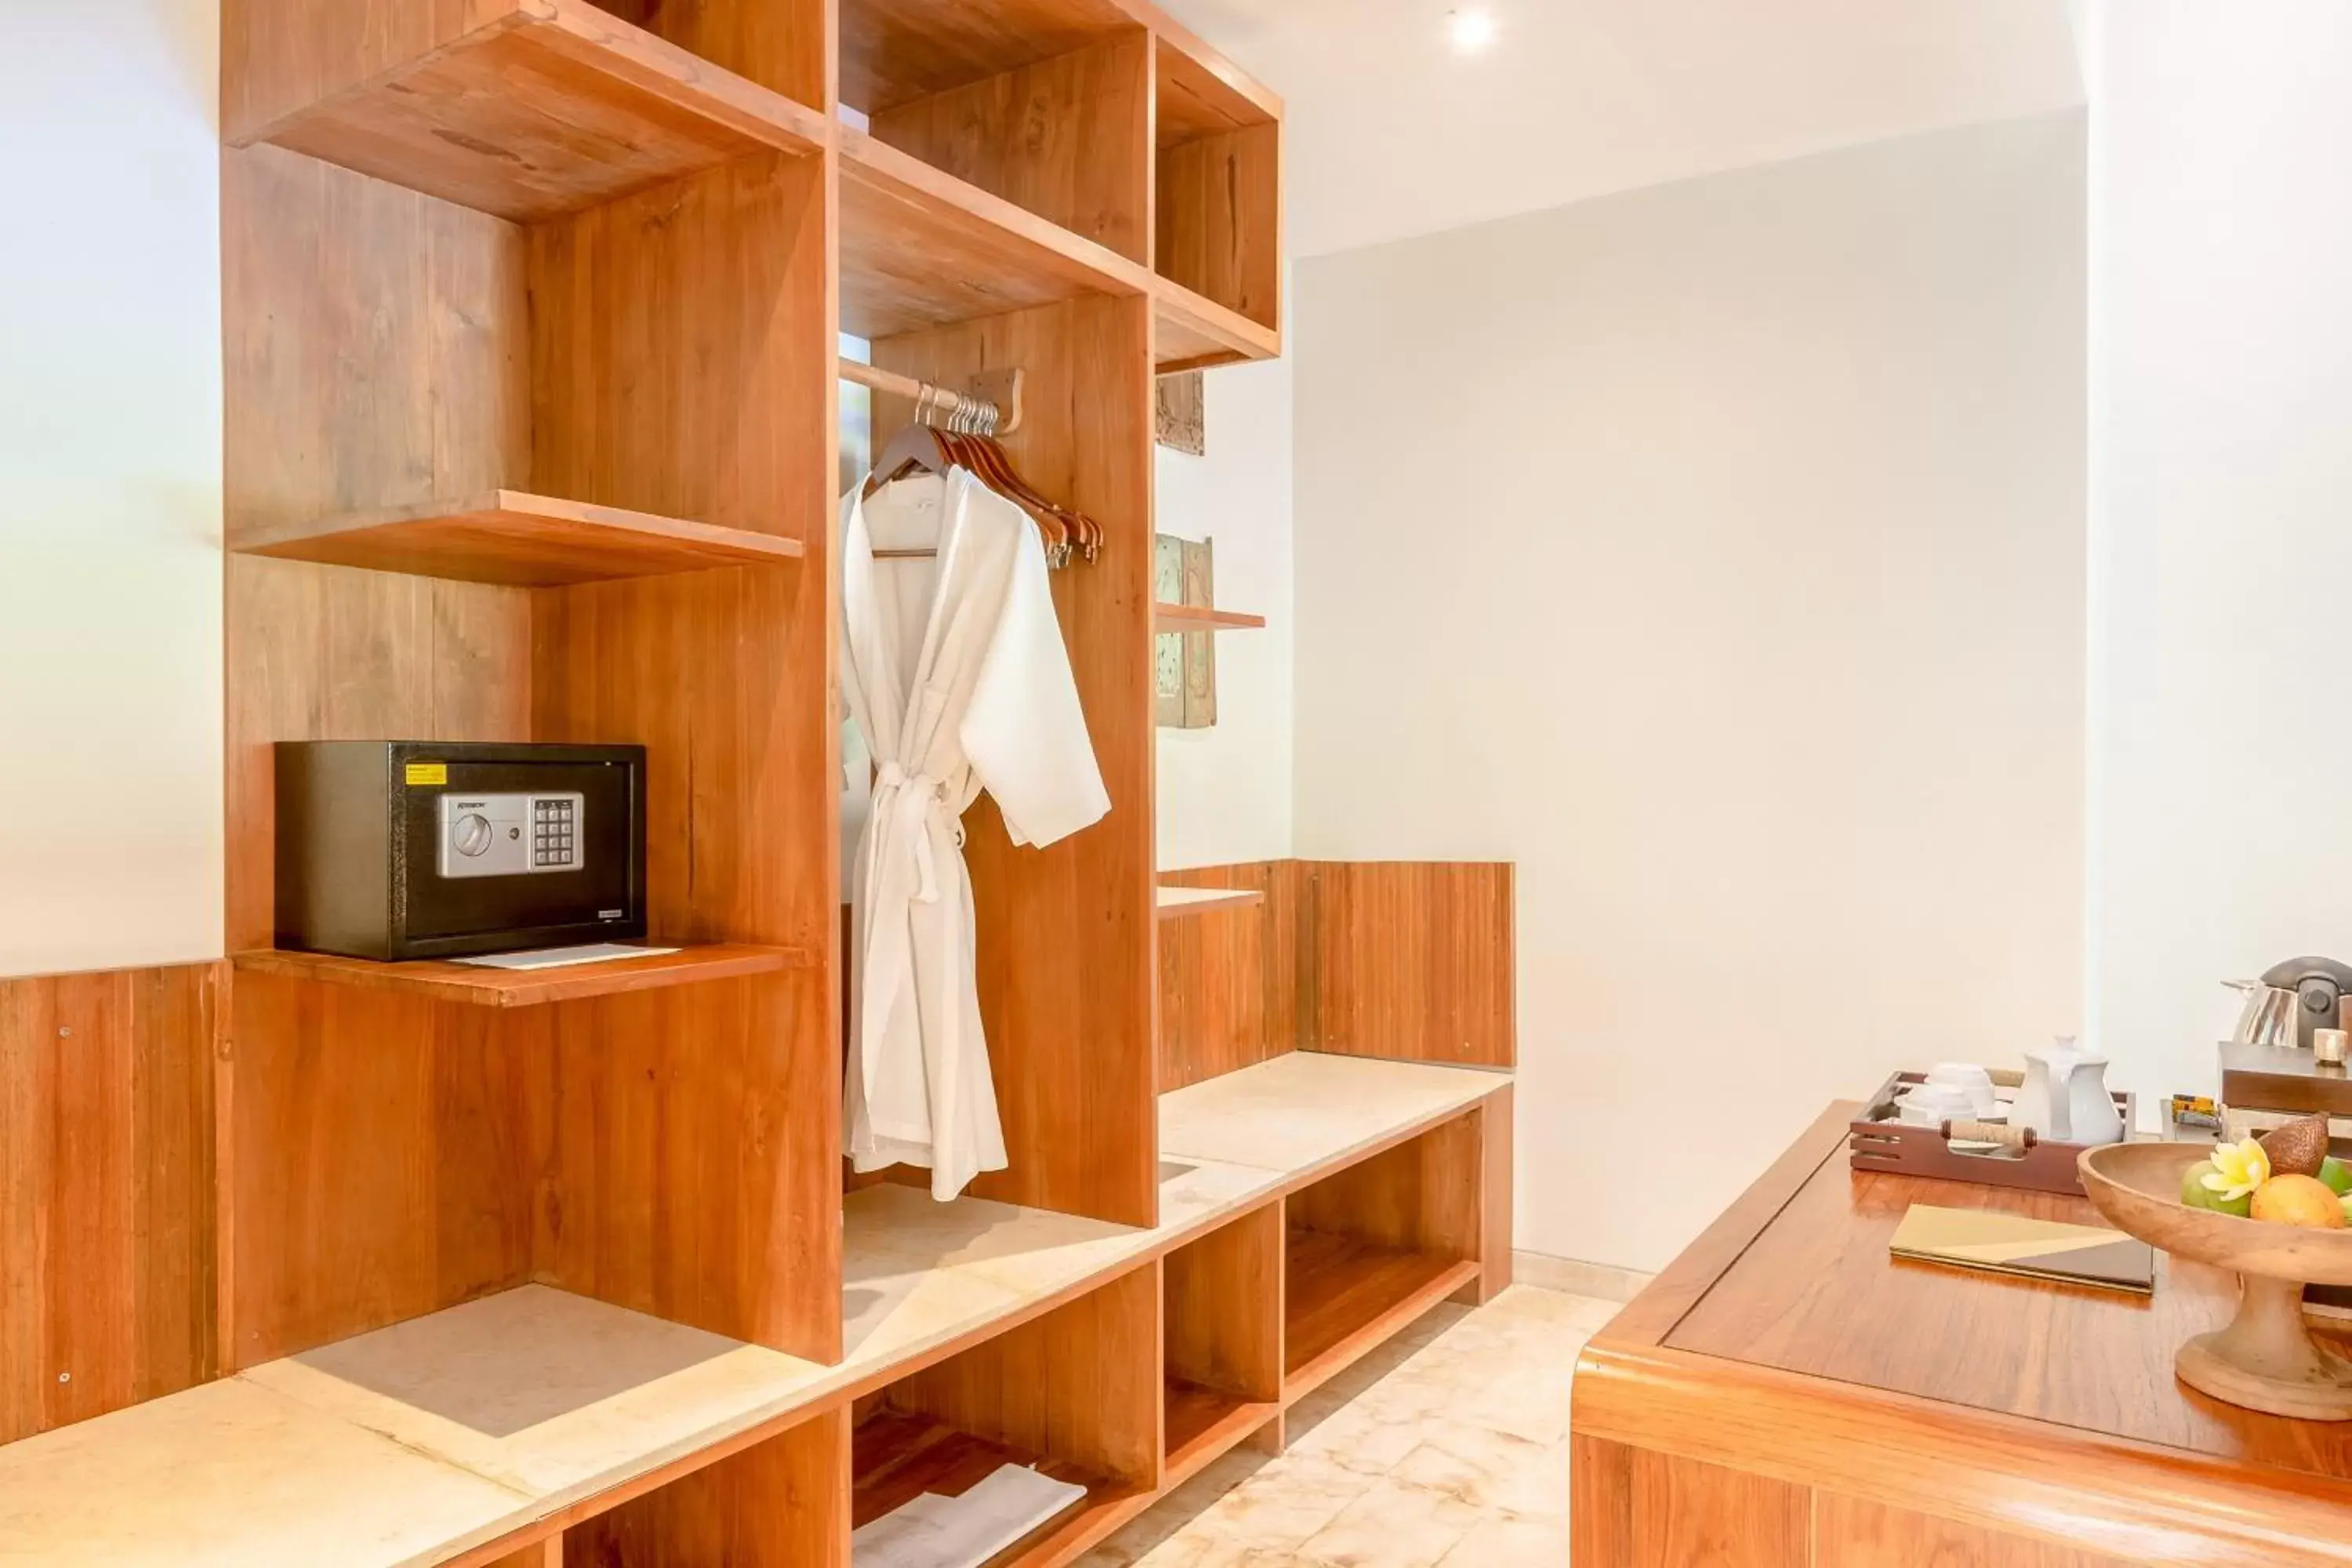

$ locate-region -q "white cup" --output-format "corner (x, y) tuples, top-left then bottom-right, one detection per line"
(1896, 1083), (1980, 1126)
(1924, 1062), (1999, 1118)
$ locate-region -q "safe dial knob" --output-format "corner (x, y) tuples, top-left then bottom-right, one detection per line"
(452, 813), (495, 858)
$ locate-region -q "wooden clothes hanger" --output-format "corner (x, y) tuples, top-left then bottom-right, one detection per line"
(859, 377), (1098, 564)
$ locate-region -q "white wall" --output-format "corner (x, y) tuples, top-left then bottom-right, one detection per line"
(2084, 2), (2352, 1102)
(1292, 114), (2089, 1272)
(0, 1), (223, 977)
(1154, 347), (1297, 869)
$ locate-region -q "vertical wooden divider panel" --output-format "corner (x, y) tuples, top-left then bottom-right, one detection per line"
(1163, 1201), (1283, 1405)
(1153, 860), (1305, 1092)
(0, 966), (220, 1443)
(870, 32), (1152, 263)
(527, 147), (842, 1358)
(872, 292), (1159, 1228)
(565, 1405), (851, 1567)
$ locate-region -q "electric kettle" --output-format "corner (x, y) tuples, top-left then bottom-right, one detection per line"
(2256, 956), (2352, 1051)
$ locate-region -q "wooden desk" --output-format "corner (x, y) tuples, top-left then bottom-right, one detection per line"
(1571, 1105), (2352, 1566)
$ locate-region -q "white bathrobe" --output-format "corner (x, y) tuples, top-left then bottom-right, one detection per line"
(842, 469), (1110, 1200)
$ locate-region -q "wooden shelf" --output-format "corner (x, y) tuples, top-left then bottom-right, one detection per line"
(1154, 602), (1266, 633)
(1163, 1379), (1275, 1487)
(1156, 884), (1266, 918)
(229, 491), (807, 587)
(841, 128), (1152, 339)
(1154, 276), (1279, 372)
(230, 942), (802, 1008)
(1283, 1230), (1480, 1400)
(227, 0), (829, 224)
(851, 1409), (1145, 1567)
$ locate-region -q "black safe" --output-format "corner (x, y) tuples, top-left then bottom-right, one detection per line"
(274, 742), (648, 960)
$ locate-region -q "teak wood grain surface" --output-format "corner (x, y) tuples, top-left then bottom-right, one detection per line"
(872, 33), (1152, 265)
(1156, 861), (1515, 1091)
(1573, 1102), (2352, 1566)
(0, 966), (218, 1445)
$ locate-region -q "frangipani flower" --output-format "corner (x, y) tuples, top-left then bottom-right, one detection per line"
(2203, 1137), (2271, 1202)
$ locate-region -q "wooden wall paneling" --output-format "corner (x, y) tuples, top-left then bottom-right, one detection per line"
(565, 1405), (851, 1567)
(530, 973), (840, 1359)
(1811, 1494), (2138, 1568)
(225, 971), (540, 1367)
(1303, 862), (1515, 1069)
(884, 1261), (1161, 1494)
(0, 966), (219, 1444)
(1154, 120), (1279, 328)
(870, 32), (1152, 264)
(1163, 1200), (1281, 1405)
(1153, 860), (1303, 1092)
(872, 293), (1158, 1227)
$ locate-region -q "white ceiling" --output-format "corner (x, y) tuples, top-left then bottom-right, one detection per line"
(1157, 0), (2085, 258)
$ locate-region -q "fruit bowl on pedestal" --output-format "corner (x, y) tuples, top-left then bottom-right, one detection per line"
(2078, 1142), (2352, 1421)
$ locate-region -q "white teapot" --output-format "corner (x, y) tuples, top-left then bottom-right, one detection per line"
(2013, 1036), (2123, 1145)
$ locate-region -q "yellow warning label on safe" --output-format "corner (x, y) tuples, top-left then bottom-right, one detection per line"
(404, 762), (448, 786)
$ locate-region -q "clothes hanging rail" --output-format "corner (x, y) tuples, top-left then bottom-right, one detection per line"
(839, 360), (1025, 437)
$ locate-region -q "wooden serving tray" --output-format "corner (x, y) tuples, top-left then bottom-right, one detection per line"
(1849, 1069), (2136, 1197)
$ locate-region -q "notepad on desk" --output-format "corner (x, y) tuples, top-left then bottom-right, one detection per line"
(1889, 1204), (2154, 1296)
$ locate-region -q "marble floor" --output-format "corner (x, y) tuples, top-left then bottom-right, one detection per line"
(1079, 1286), (1617, 1568)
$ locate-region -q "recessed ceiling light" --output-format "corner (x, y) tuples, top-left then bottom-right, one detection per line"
(1448, 7), (1499, 55)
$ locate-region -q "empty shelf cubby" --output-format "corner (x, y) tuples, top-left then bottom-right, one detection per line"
(1282, 1112), (1486, 1400)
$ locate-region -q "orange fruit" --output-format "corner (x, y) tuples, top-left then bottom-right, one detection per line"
(2250, 1174), (2350, 1229)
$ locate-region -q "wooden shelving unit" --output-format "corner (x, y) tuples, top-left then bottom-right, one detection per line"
(223, 0), (829, 223)
(228, 492), (807, 587)
(0, 1), (1524, 1563)
(1154, 601), (1268, 633)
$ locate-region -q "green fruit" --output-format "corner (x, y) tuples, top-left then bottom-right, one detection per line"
(2180, 1161), (2252, 1217)
(2181, 1160), (2218, 1201)
(2321, 1156), (2352, 1198)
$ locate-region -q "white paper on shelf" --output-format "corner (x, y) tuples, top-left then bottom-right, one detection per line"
(449, 943), (680, 971)
(851, 1465), (1087, 1568)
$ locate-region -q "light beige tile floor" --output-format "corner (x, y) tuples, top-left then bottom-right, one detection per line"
(1078, 1286), (1618, 1568)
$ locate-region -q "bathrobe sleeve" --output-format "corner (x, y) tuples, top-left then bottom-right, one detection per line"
(960, 521), (1112, 848)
